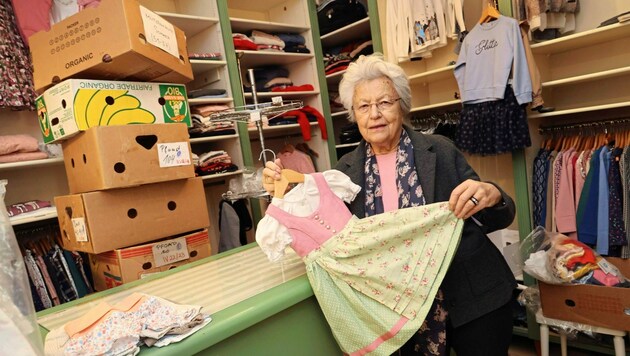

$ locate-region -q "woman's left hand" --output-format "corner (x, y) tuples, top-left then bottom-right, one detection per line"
(448, 179), (502, 219)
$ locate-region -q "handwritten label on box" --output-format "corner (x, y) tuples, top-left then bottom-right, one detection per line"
(71, 218), (88, 242)
(139, 6), (179, 58)
(157, 142), (191, 167)
(152, 237), (190, 267)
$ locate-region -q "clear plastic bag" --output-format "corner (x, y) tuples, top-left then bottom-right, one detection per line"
(521, 226), (629, 286)
(0, 180), (44, 355)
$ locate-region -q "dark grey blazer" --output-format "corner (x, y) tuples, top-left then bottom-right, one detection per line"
(335, 126), (517, 327)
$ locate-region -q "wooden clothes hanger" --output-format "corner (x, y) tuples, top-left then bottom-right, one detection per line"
(274, 169), (305, 199)
(479, 2), (500, 23)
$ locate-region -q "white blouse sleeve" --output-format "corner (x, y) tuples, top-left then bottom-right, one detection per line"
(255, 215), (291, 262)
(321, 170), (361, 203)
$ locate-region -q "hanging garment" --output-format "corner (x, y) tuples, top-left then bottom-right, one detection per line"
(385, 0), (413, 63)
(0, 1), (37, 110)
(257, 171), (463, 355)
(24, 250), (52, 309)
(454, 15), (532, 155)
(218, 200), (241, 252)
(409, 0), (448, 58)
(454, 86), (531, 155)
(219, 199), (252, 249)
(519, 21), (545, 108)
(532, 148), (551, 228)
(621, 147), (630, 258)
(596, 148), (611, 255)
(608, 147), (627, 256)
(278, 149), (316, 174)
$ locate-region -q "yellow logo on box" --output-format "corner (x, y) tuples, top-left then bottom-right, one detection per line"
(73, 89), (156, 129)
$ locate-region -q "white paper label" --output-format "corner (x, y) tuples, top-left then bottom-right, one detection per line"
(152, 237), (190, 267)
(157, 142), (191, 167)
(271, 96), (283, 104)
(71, 218), (88, 242)
(250, 111), (261, 122)
(597, 259), (620, 276)
(139, 6), (179, 58)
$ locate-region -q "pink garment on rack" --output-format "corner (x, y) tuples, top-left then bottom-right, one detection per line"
(556, 148), (577, 238)
(574, 150), (591, 212)
(278, 150), (315, 174)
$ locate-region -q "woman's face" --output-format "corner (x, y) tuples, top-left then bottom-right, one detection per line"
(352, 77), (404, 155)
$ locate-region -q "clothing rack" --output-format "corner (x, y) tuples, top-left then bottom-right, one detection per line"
(410, 111), (460, 132)
(211, 65), (303, 201)
(538, 117), (630, 135)
(208, 68), (303, 165)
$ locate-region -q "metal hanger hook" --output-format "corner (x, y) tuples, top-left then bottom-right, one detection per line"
(259, 148), (277, 163)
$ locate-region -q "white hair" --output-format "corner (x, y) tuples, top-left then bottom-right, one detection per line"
(338, 53), (411, 123)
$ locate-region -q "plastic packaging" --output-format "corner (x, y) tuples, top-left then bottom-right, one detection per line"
(521, 226), (629, 286)
(0, 180), (44, 355)
(519, 226), (628, 337)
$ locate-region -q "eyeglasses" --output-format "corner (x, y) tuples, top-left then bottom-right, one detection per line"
(352, 98), (401, 115)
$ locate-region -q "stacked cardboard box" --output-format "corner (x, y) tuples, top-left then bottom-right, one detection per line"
(31, 0), (211, 291)
(53, 124), (211, 291)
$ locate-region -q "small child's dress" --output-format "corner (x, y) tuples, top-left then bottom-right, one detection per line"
(256, 171), (463, 355)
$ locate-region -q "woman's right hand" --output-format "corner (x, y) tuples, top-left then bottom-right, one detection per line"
(262, 158), (284, 195)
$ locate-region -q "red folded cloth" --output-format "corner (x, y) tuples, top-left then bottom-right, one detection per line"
(271, 84), (315, 92)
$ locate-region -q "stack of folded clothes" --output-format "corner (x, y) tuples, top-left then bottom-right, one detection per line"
(323, 39), (373, 75)
(45, 293), (212, 355)
(189, 104), (235, 138)
(187, 87), (227, 99)
(276, 33), (309, 53)
(250, 30), (285, 52)
(194, 150), (239, 176)
(233, 33), (257, 50)
(0, 134), (48, 163)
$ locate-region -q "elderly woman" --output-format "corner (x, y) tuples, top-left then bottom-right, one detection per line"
(263, 54), (516, 356)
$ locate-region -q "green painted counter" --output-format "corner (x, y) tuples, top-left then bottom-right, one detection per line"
(37, 244), (342, 355)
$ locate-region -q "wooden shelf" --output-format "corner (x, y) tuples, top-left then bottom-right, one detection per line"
(244, 91), (319, 99)
(200, 170), (244, 182)
(335, 142), (360, 149)
(331, 110), (349, 118)
(10, 208), (58, 227)
(230, 17), (309, 34)
(528, 101), (630, 119)
(321, 17), (371, 48)
(237, 51), (314, 67)
(248, 122), (318, 133)
(190, 134), (240, 144)
(410, 100), (462, 114)
(408, 65), (456, 85)
(542, 66), (630, 88)
(156, 12), (219, 37)
(325, 69), (346, 86)
(531, 22), (630, 55)
(0, 157), (63, 171)
(190, 59), (227, 76)
(188, 97), (233, 105)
